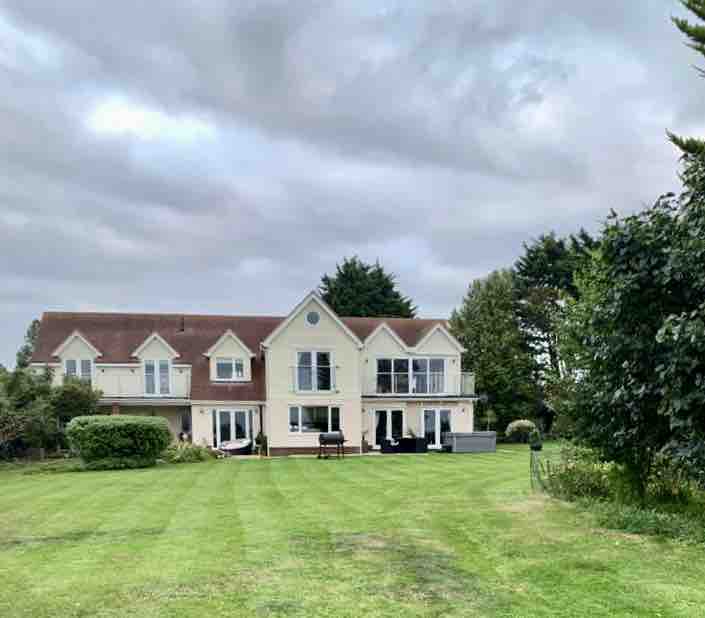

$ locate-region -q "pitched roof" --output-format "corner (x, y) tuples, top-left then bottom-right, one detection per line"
(31, 311), (450, 402)
(342, 317), (448, 348)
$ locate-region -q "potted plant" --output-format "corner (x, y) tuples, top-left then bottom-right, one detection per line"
(255, 431), (268, 457)
(529, 428), (543, 451)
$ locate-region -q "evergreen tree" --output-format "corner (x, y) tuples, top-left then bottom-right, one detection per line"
(15, 319), (41, 369)
(320, 257), (417, 317)
(670, 0), (705, 155)
(450, 270), (539, 432)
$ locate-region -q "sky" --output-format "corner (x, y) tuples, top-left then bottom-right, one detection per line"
(1, 0), (703, 368)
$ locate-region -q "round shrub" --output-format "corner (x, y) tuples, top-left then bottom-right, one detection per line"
(66, 415), (172, 469)
(505, 419), (537, 443)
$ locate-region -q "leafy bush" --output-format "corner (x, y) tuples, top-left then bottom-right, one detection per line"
(505, 419), (537, 443)
(542, 446), (615, 501)
(162, 442), (214, 464)
(591, 501), (705, 543)
(66, 415), (171, 469)
(647, 456), (694, 505)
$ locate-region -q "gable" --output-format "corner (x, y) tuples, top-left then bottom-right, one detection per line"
(363, 323), (409, 355)
(206, 333), (254, 360)
(262, 292), (362, 349)
(132, 333), (180, 360)
(415, 325), (464, 355)
(51, 331), (101, 359)
(204, 330), (255, 359)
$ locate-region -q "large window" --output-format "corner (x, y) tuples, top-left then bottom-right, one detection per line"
(144, 360), (170, 395)
(296, 351), (333, 392)
(376, 357), (445, 394)
(215, 357), (245, 381)
(64, 359), (92, 386)
(212, 409), (249, 446)
(288, 405), (340, 433)
(376, 359), (409, 393)
(374, 409), (404, 445)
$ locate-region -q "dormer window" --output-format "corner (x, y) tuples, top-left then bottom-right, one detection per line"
(144, 360), (170, 395)
(215, 357), (245, 381)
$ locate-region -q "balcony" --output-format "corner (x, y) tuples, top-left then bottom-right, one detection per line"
(364, 371), (475, 398)
(290, 365), (338, 393)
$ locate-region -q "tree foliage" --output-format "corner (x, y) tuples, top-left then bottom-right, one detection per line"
(320, 256), (416, 318)
(670, 0), (705, 155)
(513, 231), (597, 377)
(15, 319), (41, 369)
(51, 378), (103, 423)
(513, 231), (597, 431)
(0, 366), (104, 455)
(565, 170), (705, 495)
(450, 270), (539, 432)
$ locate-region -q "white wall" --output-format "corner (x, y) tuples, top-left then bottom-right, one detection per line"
(265, 297), (362, 449)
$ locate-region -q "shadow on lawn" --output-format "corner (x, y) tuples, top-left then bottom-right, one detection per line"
(0, 526), (167, 549)
(286, 530), (501, 611)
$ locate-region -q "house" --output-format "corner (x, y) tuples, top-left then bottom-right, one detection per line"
(29, 291), (476, 455)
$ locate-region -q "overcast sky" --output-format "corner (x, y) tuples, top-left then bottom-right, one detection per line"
(1, 0), (702, 367)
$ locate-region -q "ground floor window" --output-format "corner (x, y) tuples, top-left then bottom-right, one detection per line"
(288, 405), (340, 433)
(212, 409), (250, 446)
(374, 409), (404, 446)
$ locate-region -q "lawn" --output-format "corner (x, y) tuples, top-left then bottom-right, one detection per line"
(1, 447), (704, 617)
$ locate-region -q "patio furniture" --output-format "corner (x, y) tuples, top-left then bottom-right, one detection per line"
(219, 438), (253, 456)
(380, 437), (428, 454)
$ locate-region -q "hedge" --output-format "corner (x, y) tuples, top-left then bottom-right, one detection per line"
(66, 415), (172, 469)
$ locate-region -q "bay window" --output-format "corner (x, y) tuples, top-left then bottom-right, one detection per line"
(288, 405), (341, 433)
(144, 360), (170, 395)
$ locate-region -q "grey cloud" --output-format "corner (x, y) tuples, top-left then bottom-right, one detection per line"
(0, 0), (703, 366)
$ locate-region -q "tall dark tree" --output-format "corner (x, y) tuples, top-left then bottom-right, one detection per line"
(15, 319), (41, 369)
(670, 0), (705, 156)
(513, 230), (597, 379)
(320, 257), (417, 317)
(450, 270), (539, 432)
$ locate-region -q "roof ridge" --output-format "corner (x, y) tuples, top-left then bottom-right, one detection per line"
(43, 311), (287, 320)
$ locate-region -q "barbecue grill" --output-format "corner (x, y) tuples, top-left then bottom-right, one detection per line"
(318, 431), (346, 459)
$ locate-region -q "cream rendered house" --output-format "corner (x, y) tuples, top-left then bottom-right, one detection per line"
(30, 291), (476, 455)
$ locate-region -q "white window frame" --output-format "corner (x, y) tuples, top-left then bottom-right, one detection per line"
(214, 409), (250, 446)
(64, 358), (94, 386)
(372, 409), (405, 446)
(422, 408), (453, 449)
(294, 349), (335, 393)
(214, 357), (246, 382)
(288, 405), (341, 434)
(143, 359), (172, 396)
(376, 357), (446, 395)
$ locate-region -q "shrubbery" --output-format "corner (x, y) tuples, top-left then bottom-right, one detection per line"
(542, 446), (615, 501)
(67, 415), (171, 469)
(162, 442), (214, 464)
(541, 444), (705, 542)
(505, 419), (537, 443)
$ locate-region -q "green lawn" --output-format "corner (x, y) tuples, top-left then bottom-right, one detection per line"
(1, 447), (704, 617)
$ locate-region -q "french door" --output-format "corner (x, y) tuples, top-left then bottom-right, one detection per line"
(423, 409), (452, 448)
(374, 409), (404, 447)
(215, 410), (249, 446)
